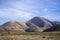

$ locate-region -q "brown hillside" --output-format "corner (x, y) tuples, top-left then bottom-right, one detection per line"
(1, 21), (28, 32)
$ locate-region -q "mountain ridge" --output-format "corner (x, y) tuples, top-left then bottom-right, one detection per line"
(0, 16), (60, 32)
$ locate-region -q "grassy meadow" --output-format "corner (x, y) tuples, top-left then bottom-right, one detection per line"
(0, 32), (60, 40)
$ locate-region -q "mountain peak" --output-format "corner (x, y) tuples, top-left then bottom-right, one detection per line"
(0, 16), (59, 32)
(26, 16), (53, 32)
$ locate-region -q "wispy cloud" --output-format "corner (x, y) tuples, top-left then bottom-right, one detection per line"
(0, 0), (60, 24)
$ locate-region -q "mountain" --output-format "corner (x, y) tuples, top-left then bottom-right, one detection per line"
(0, 16), (60, 32)
(26, 17), (54, 32)
(52, 21), (60, 26)
(53, 23), (60, 31)
(1, 21), (28, 32)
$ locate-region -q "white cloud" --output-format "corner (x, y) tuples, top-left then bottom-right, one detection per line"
(0, 0), (60, 23)
(0, 0), (38, 20)
(0, 8), (37, 20)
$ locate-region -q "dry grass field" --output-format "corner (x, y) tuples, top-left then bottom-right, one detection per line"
(0, 32), (60, 40)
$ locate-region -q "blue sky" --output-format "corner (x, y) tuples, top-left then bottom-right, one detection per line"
(0, 0), (60, 25)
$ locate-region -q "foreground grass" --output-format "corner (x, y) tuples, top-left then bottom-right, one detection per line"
(0, 32), (60, 40)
